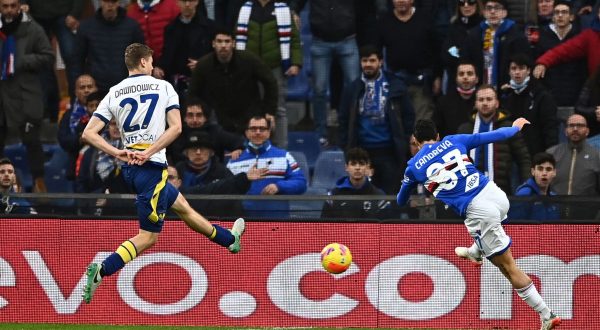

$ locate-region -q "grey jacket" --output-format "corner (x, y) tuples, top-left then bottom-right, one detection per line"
(0, 13), (54, 127)
(547, 141), (600, 195)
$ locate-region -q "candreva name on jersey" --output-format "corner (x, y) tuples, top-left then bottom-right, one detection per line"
(415, 140), (454, 169)
(114, 83), (160, 98)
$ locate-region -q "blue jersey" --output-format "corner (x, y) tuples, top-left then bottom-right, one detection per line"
(397, 126), (519, 217)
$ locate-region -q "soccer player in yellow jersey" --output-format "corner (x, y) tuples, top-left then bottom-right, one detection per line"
(81, 43), (245, 304)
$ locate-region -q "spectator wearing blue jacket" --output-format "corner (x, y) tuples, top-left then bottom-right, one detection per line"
(227, 115), (307, 219)
(321, 147), (390, 219)
(510, 152), (559, 221)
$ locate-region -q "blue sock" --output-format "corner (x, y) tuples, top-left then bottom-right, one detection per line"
(208, 225), (235, 247)
(101, 253), (125, 277)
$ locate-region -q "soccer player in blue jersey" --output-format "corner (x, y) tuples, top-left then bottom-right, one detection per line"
(81, 43), (245, 304)
(397, 117), (561, 330)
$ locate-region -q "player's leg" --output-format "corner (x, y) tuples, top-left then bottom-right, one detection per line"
(463, 183), (560, 328)
(169, 191), (245, 253)
(490, 249), (561, 329)
(84, 165), (166, 303)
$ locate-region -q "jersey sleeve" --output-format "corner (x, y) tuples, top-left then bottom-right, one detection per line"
(164, 81), (180, 112)
(458, 126), (519, 149)
(396, 167), (417, 206)
(92, 93), (113, 124)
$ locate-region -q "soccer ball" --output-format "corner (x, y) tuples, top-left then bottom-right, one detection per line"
(320, 243), (352, 274)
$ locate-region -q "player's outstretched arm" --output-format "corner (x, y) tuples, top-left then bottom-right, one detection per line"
(512, 117), (530, 131)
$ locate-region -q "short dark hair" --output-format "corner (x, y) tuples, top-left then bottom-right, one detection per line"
(456, 59), (478, 73)
(509, 53), (533, 69)
(124, 43), (153, 70)
(0, 157), (13, 167)
(359, 45), (382, 60)
(476, 84), (498, 97)
(531, 152), (556, 168)
(86, 91), (104, 105)
(184, 98), (211, 119)
(247, 115), (271, 129)
(413, 119), (438, 143)
(344, 147), (371, 165)
(213, 26), (235, 39)
(553, 0), (573, 9)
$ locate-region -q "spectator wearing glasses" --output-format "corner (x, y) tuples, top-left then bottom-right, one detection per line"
(534, 4), (600, 79)
(187, 29), (279, 138)
(440, 0), (483, 94)
(546, 114), (600, 195)
(227, 115), (307, 219)
(167, 98), (245, 165)
(175, 131), (268, 217)
(534, 0), (586, 108)
(460, 0), (531, 89)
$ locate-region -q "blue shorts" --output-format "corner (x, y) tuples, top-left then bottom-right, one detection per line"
(122, 163), (179, 233)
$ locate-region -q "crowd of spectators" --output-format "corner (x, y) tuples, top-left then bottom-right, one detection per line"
(1, 0), (600, 220)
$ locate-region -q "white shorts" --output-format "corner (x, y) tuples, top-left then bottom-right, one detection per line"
(464, 182), (511, 258)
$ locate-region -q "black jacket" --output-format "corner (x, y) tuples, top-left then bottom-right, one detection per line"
(500, 79), (559, 156)
(159, 13), (215, 81)
(73, 7), (145, 91)
(187, 50), (278, 133)
(321, 176), (390, 219)
(535, 23), (587, 107)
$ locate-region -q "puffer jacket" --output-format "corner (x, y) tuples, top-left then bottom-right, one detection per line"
(127, 0), (180, 60)
(241, 14), (302, 69)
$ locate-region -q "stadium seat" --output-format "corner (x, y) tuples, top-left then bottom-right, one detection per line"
(311, 150), (346, 190)
(588, 134), (600, 150)
(289, 150), (310, 183)
(287, 131), (322, 170)
(44, 147), (74, 207)
(289, 186), (326, 219)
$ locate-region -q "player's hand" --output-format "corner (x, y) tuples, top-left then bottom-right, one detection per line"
(261, 183), (279, 195)
(533, 64), (546, 79)
(512, 117), (530, 131)
(226, 149), (243, 160)
(246, 164), (269, 181)
(131, 151), (150, 166)
(115, 149), (133, 163)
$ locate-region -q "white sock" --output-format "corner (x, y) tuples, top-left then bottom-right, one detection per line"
(515, 282), (552, 320)
(468, 243), (481, 258)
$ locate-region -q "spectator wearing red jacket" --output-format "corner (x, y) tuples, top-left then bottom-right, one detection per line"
(127, 0), (180, 60)
(534, 5), (600, 79)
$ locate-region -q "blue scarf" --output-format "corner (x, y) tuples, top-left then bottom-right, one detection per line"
(360, 71), (388, 124)
(480, 19), (515, 87)
(96, 134), (123, 181)
(69, 101), (88, 133)
(0, 34), (15, 80)
(510, 76), (530, 94)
